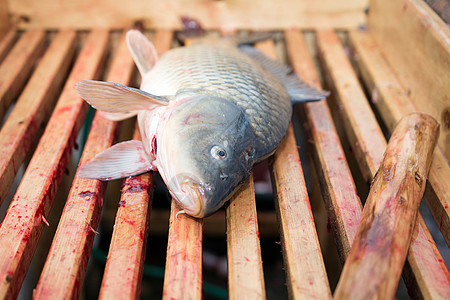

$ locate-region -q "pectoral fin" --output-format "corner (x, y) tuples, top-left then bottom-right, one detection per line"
(78, 140), (156, 180)
(75, 80), (170, 113)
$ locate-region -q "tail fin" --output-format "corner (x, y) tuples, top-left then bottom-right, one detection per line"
(126, 30), (158, 75)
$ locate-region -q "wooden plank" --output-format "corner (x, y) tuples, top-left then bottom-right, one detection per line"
(98, 30), (173, 300)
(33, 31), (133, 300)
(285, 29), (362, 261)
(0, 30), (46, 122)
(98, 171), (153, 300)
(161, 32), (202, 300)
(334, 113), (439, 300)
(162, 201), (203, 300)
(220, 37), (267, 300)
(317, 30), (450, 299)
(226, 175), (265, 299)
(368, 0), (450, 159)
(7, 0), (368, 30)
(0, 0), (9, 39)
(0, 29), (108, 300)
(0, 30), (77, 206)
(0, 27), (17, 64)
(349, 30), (450, 247)
(260, 38), (331, 299)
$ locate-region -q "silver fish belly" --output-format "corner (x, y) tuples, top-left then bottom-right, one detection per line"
(75, 30), (328, 218)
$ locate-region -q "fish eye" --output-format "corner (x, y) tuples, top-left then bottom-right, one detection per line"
(211, 145), (227, 160)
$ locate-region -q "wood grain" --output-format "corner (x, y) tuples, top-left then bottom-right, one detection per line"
(99, 30), (173, 300)
(0, 30), (46, 122)
(33, 30), (133, 300)
(368, 0), (450, 159)
(226, 174), (265, 299)
(285, 29), (362, 262)
(0, 30), (76, 205)
(0, 29), (108, 300)
(162, 201), (203, 300)
(0, 0), (9, 39)
(99, 160), (153, 300)
(334, 113), (440, 300)
(258, 39), (331, 299)
(317, 29), (450, 299)
(0, 27), (17, 64)
(7, 0), (368, 30)
(349, 29), (450, 247)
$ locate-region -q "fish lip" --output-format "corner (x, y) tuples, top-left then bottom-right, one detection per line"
(169, 175), (206, 218)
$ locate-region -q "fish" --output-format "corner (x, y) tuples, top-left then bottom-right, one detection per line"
(75, 29), (328, 218)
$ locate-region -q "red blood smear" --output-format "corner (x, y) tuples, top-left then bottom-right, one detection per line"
(78, 191), (95, 198)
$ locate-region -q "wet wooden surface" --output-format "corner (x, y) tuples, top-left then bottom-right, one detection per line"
(0, 7), (448, 297)
(33, 31), (133, 299)
(258, 39), (331, 299)
(226, 175), (265, 299)
(0, 29), (108, 300)
(98, 30), (173, 300)
(349, 29), (450, 248)
(334, 113), (440, 300)
(285, 29), (362, 262)
(317, 29), (450, 299)
(0, 30), (76, 205)
(0, 30), (46, 125)
(369, 0), (450, 159)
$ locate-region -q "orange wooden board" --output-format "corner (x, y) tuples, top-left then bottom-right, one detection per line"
(0, 29), (109, 299)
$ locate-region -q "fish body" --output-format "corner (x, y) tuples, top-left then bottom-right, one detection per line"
(76, 30), (327, 218)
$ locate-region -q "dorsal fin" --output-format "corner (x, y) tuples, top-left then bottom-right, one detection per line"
(126, 30), (158, 75)
(239, 45), (329, 102)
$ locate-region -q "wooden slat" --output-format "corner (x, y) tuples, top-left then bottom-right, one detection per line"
(162, 32), (203, 298)
(162, 202), (203, 300)
(0, 0), (9, 39)
(0, 30), (77, 205)
(349, 30), (450, 247)
(99, 144), (153, 300)
(0, 27), (17, 64)
(0, 30), (46, 122)
(317, 30), (450, 299)
(221, 37), (267, 300)
(0, 29), (108, 300)
(368, 0), (450, 159)
(8, 0), (368, 30)
(285, 29), (362, 261)
(98, 29), (173, 300)
(226, 175), (265, 299)
(334, 113), (440, 300)
(33, 31), (132, 299)
(259, 39), (331, 299)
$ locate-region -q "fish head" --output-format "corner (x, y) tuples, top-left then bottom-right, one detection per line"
(156, 95), (257, 218)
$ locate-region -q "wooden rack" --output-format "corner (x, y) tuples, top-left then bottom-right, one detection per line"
(0, 0), (448, 299)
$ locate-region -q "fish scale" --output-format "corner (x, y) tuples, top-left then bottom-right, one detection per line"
(143, 42), (292, 156)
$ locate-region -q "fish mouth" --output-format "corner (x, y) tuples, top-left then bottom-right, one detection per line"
(169, 175), (206, 218)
